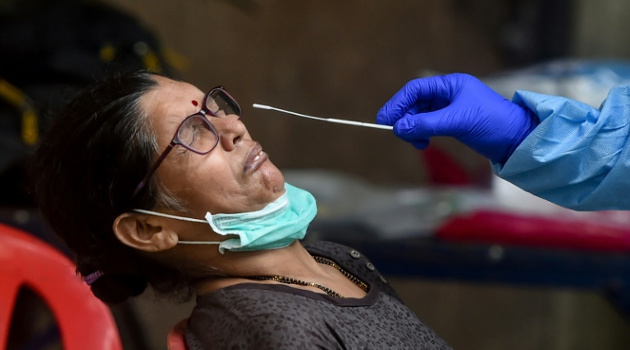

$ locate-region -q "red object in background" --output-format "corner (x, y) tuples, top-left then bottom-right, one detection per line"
(436, 210), (630, 252)
(421, 146), (473, 186)
(420, 145), (494, 187)
(0, 223), (122, 349)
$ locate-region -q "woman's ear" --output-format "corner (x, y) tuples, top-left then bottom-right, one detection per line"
(113, 212), (178, 252)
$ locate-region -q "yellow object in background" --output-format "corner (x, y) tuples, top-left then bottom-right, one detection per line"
(0, 79), (38, 146)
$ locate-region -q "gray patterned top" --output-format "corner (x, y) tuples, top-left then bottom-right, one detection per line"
(185, 241), (452, 349)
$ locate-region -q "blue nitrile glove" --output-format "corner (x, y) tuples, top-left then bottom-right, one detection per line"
(376, 73), (539, 164)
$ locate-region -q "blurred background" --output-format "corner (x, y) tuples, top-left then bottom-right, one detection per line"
(2, 0), (630, 349)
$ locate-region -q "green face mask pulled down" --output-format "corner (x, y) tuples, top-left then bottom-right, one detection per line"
(134, 183), (317, 253)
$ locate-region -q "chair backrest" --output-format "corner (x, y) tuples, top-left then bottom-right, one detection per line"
(167, 318), (189, 350)
(0, 223), (122, 349)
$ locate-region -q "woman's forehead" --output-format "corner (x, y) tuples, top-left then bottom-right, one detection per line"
(151, 76), (202, 104)
(141, 77), (203, 125)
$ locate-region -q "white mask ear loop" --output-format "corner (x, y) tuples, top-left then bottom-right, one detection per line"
(132, 209), (222, 245)
(133, 209), (207, 223)
(176, 241), (222, 245)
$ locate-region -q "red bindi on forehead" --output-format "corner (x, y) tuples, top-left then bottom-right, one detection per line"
(191, 100), (199, 106)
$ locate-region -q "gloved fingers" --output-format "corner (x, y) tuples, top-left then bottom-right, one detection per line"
(393, 108), (459, 141)
(376, 104), (394, 126)
(376, 76), (452, 126)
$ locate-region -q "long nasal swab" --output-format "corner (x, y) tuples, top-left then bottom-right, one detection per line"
(252, 103), (394, 131)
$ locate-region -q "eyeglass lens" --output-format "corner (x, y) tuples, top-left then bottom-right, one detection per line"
(176, 89), (241, 153)
(207, 89), (241, 118)
(177, 116), (217, 153)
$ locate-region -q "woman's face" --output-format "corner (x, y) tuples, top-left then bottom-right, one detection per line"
(141, 76), (285, 218)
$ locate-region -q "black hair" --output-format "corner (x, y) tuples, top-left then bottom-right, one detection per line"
(31, 70), (191, 303)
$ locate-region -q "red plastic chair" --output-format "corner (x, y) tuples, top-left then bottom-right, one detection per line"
(0, 223), (123, 349)
(167, 318), (189, 350)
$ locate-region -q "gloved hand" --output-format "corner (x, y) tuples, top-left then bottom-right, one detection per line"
(376, 73), (539, 164)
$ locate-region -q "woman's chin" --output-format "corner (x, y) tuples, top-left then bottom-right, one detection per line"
(259, 161), (285, 194)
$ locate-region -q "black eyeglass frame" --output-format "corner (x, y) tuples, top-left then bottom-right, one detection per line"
(132, 86), (241, 199)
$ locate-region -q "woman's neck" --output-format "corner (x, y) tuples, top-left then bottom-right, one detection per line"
(191, 240), (324, 295)
(191, 241), (370, 299)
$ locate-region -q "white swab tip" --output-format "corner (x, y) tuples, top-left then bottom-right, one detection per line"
(252, 103), (272, 109)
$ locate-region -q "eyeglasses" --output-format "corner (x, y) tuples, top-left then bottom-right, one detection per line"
(132, 86), (242, 199)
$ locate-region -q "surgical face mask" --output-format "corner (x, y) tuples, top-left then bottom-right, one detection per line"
(133, 183), (317, 254)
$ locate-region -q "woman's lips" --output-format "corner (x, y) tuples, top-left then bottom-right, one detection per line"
(244, 143), (269, 173)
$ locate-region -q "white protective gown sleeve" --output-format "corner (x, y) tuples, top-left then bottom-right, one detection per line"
(492, 85), (630, 211)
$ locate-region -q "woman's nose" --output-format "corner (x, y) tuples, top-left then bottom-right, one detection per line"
(214, 114), (246, 151)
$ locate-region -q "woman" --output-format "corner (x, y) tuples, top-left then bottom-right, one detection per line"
(32, 71), (450, 349)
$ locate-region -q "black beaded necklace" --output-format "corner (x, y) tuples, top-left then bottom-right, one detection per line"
(248, 255), (370, 298)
